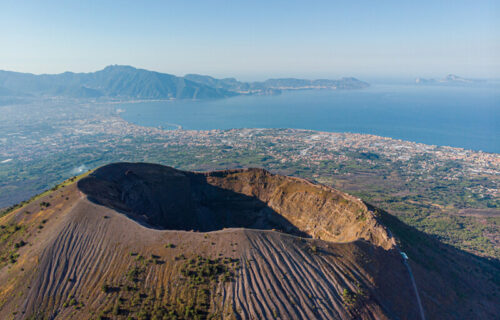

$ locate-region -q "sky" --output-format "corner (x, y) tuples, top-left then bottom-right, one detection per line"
(0, 0), (499, 80)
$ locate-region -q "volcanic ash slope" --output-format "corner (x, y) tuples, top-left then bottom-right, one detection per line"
(0, 162), (498, 320)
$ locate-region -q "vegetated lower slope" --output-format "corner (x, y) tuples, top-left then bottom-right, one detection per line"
(0, 163), (498, 320)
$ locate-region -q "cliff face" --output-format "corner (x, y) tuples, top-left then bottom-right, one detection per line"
(201, 168), (395, 249)
(0, 163), (498, 320)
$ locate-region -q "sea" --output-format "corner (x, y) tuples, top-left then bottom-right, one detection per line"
(118, 84), (500, 153)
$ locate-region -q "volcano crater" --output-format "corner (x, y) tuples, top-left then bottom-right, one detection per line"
(78, 162), (394, 248)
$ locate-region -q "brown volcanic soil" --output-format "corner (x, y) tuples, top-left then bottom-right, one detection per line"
(0, 162), (498, 320)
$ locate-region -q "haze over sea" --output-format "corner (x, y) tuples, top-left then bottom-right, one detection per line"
(119, 84), (500, 153)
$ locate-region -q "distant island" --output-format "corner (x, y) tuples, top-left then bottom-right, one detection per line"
(0, 65), (369, 100)
(415, 74), (483, 85)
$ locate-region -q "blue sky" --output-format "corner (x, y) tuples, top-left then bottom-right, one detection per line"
(0, 0), (498, 79)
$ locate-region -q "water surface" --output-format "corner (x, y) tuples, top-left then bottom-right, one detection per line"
(119, 84), (500, 153)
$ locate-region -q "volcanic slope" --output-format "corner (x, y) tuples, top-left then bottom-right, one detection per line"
(0, 162), (498, 320)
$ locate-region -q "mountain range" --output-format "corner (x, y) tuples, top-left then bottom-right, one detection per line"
(0, 162), (498, 319)
(0, 65), (369, 100)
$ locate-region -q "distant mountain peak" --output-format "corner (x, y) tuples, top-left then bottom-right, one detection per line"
(102, 64), (136, 71)
(415, 74), (480, 85)
(444, 74), (466, 81)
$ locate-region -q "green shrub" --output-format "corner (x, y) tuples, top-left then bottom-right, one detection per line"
(101, 283), (110, 293)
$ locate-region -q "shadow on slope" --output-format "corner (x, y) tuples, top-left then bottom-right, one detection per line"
(77, 162), (309, 237)
(365, 203), (500, 319)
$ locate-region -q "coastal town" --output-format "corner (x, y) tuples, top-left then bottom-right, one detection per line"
(1, 99), (499, 258)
